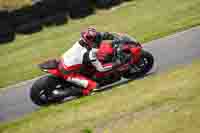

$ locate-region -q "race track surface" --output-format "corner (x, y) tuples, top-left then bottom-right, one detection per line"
(0, 26), (200, 123)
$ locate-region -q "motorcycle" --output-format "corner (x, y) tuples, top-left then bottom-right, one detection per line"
(30, 36), (154, 106)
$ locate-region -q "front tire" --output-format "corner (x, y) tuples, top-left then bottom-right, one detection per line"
(123, 50), (154, 79)
(30, 75), (65, 106)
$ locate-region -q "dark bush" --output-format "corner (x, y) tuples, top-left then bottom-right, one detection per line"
(31, 1), (69, 21)
(11, 6), (38, 27)
(0, 11), (15, 44)
(0, 32), (15, 44)
(42, 0), (68, 11)
(69, 8), (94, 19)
(31, 2), (48, 18)
(68, 0), (94, 19)
(0, 22), (15, 44)
(0, 0), (126, 43)
(0, 10), (9, 19)
(42, 12), (68, 26)
(111, 0), (123, 6)
(95, 0), (122, 8)
(15, 20), (43, 34)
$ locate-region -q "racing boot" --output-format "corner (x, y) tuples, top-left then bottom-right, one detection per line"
(82, 81), (99, 96)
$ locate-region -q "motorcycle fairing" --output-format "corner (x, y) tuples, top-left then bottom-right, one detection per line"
(130, 47), (142, 63)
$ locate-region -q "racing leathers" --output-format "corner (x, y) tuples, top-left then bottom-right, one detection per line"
(59, 32), (121, 96)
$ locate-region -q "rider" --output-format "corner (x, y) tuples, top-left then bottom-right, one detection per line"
(54, 27), (124, 97)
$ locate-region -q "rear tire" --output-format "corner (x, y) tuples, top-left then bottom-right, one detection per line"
(30, 75), (65, 106)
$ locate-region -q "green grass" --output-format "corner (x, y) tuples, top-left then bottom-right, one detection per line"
(1, 0), (200, 88)
(1, 60), (200, 133)
(0, 0), (31, 10)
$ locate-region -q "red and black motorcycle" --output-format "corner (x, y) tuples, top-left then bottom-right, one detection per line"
(30, 36), (154, 106)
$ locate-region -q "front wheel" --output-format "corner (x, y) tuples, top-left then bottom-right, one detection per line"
(30, 75), (65, 106)
(123, 50), (154, 79)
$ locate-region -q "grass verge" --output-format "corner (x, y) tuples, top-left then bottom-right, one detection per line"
(0, 0), (200, 88)
(0, 60), (200, 133)
(0, 0), (31, 10)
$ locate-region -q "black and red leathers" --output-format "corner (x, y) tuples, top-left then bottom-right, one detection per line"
(59, 32), (122, 95)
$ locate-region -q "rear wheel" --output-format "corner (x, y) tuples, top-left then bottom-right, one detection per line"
(30, 75), (66, 106)
(123, 50), (154, 79)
